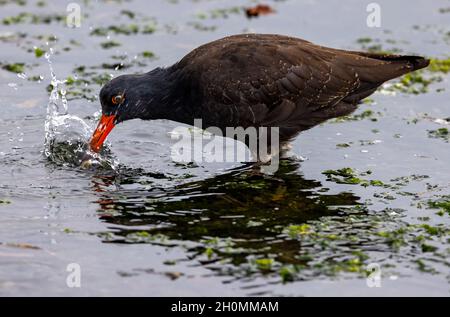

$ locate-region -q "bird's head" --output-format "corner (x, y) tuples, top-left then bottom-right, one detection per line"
(90, 73), (155, 152)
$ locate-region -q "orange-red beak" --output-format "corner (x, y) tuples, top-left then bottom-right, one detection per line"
(90, 114), (116, 153)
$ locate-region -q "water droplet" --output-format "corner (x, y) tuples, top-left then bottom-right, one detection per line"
(42, 48), (118, 170)
(8, 83), (18, 90)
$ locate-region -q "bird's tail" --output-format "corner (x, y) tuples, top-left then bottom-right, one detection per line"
(334, 52), (430, 104)
(351, 52), (430, 72)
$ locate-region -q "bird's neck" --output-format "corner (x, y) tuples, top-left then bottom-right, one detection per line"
(143, 67), (198, 125)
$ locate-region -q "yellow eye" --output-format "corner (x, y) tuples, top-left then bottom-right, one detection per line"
(112, 94), (124, 105)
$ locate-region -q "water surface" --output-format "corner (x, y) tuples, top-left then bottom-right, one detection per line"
(0, 0), (449, 296)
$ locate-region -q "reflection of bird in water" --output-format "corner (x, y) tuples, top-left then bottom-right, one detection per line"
(91, 158), (360, 255)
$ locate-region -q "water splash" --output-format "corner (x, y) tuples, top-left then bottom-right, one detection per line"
(43, 49), (117, 169)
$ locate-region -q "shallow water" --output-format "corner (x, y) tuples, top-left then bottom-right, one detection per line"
(0, 0), (449, 296)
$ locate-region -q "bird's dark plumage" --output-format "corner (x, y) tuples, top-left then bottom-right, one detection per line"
(91, 34), (429, 152)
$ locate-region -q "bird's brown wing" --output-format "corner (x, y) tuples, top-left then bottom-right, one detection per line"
(175, 34), (428, 139)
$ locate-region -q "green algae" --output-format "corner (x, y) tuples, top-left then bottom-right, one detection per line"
(332, 109), (380, 123)
(427, 197), (450, 216)
(100, 41), (121, 49)
(384, 57), (450, 95)
(196, 7), (242, 20)
(428, 127), (450, 142)
(91, 24), (140, 36)
(188, 21), (217, 32)
(88, 156), (449, 283)
(120, 9), (136, 19)
(279, 266), (298, 283)
(0, 0), (26, 5)
(2, 12), (64, 25)
(2, 62), (25, 73)
(322, 167), (370, 185)
(254, 258), (274, 271)
(141, 51), (156, 59)
(355, 37), (404, 54)
(93, 177), (449, 282)
(0, 1), (446, 289)
(34, 47), (45, 58)
(429, 58), (450, 73)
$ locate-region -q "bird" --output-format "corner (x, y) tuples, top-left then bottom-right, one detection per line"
(90, 33), (429, 160)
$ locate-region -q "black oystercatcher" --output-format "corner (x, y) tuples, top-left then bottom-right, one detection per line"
(90, 34), (429, 156)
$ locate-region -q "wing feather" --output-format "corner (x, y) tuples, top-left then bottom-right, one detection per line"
(173, 34), (428, 139)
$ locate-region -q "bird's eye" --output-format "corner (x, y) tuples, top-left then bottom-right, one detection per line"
(111, 94), (124, 105)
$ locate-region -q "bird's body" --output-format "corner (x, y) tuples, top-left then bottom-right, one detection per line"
(91, 34), (429, 155)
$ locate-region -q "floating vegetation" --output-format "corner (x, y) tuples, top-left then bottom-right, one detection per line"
(34, 47), (45, 58)
(141, 51), (156, 59)
(124, 231), (169, 244)
(254, 258), (274, 271)
(281, 210), (448, 277)
(428, 58), (450, 73)
(120, 9), (135, 19)
(100, 40), (121, 49)
(188, 21), (217, 32)
(43, 50), (117, 169)
(393, 72), (436, 94)
(355, 36), (449, 95)
(383, 57), (450, 94)
(359, 139), (382, 146)
(196, 7), (242, 20)
(47, 138), (92, 167)
(428, 127), (449, 142)
(62, 55), (157, 101)
(390, 174), (430, 187)
(91, 24), (140, 36)
(85, 157), (447, 282)
(0, 0), (26, 5)
(332, 109), (380, 123)
(0, 0), (448, 295)
(91, 19), (157, 36)
(356, 37), (404, 54)
(363, 97), (375, 104)
(1, 62), (25, 73)
(59, 65), (115, 101)
(322, 168), (387, 187)
(2, 12), (64, 25)
(43, 99), (114, 167)
(142, 22), (157, 34)
(427, 197), (450, 216)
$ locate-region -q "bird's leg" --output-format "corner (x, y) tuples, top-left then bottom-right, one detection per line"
(239, 159), (285, 183)
(247, 145), (281, 175)
(280, 141), (293, 158)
